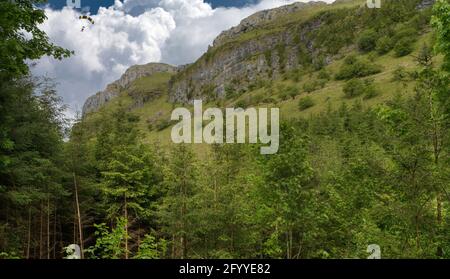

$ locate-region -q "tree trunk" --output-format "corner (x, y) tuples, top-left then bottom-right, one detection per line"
(39, 204), (43, 259)
(73, 172), (84, 259)
(124, 194), (129, 259)
(26, 207), (31, 259)
(47, 198), (50, 259)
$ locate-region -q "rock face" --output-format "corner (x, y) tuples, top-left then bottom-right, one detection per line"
(82, 63), (176, 116)
(168, 1), (328, 103)
(212, 1), (325, 48)
(416, 0), (435, 10)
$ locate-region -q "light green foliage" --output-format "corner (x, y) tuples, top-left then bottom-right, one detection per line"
(87, 218), (127, 259)
(431, 0), (450, 70)
(134, 234), (167, 259)
(0, 0), (72, 78)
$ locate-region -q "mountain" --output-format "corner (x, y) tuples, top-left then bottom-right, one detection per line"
(82, 63), (177, 115)
(81, 0), (437, 142)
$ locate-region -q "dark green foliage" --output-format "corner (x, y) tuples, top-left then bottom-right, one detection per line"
(298, 96), (315, 110)
(156, 119), (171, 131)
(343, 78), (379, 99)
(3, 0), (450, 260)
(375, 36), (394, 55)
(317, 69), (331, 80)
(285, 85), (300, 99)
(394, 37), (415, 57)
(0, 0), (72, 78)
(358, 30), (378, 52)
(335, 55), (382, 80)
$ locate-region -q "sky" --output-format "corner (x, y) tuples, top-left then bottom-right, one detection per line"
(32, 0), (333, 117)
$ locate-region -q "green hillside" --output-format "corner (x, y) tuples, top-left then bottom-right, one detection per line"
(82, 0), (439, 151)
(1, 0), (449, 260)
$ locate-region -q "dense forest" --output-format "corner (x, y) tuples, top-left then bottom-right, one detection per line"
(1, 0), (450, 259)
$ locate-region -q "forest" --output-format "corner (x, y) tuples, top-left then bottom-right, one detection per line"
(0, 0), (450, 259)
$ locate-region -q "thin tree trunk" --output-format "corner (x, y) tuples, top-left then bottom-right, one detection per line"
(26, 207), (31, 259)
(39, 204), (43, 259)
(73, 172), (84, 259)
(47, 198), (50, 259)
(124, 194), (129, 259)
(53, 205), (57, 259)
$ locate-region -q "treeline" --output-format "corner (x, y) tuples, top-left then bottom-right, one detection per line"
(1, 0), (449, 259)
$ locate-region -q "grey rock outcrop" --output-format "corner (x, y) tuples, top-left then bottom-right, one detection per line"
(82, 63), (176, 116)
(168, 1), (328, 104)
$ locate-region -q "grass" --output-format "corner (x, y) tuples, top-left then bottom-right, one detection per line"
(82, 3), (439, 156)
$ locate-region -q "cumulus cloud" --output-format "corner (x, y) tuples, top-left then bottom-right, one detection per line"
(32, 0), (334, 117)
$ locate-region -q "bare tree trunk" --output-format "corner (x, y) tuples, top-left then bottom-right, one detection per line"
(47, 198), (50, 259)
(26, 207), (31, 259)
(73, 172), (84, 259)
(124, 194), (129, 259)
(171, 234), (175, 259)
(39, 204), (43, 259)
(53, 205), (57, 259)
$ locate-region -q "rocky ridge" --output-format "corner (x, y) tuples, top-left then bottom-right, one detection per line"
(82, 63), (176, 115)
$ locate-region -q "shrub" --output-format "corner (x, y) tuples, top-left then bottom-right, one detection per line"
(358, 29), (378, 52)
(343, 79), (366, 98)
(156, 119), (171, 131)
(279, 91), (289, 101)
(394, 37), (415, 57)
(363, 81), (380, 100)
(252, 93), (264, 104)
(303, 81), (317, 93)
(285, 85), (299, 99)
(375, 36), (393, 55)
(298, 96), (315, 111)
(235, 99), (249, 108)
(335, 56), (382, 80)
(391, 66), (410, 82)
(317, 69), (331, 80)
(262, 97), (277, 103)
(316, 79), (327, 89)
(342, 79), (379, 99)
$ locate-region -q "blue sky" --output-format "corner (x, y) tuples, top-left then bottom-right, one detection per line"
(46, 0), (260, 13)
(34, 0), (325, 117)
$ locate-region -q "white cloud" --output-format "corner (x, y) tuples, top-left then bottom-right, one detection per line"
(32, 0), (334, 118)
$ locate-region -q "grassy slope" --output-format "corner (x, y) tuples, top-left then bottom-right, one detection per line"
(82, 1), (438, 155)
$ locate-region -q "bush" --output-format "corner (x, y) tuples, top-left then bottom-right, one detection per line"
(335, 56), (382, 80)
(363, 81), (379, 100)
(303, 81), (317, 93)
(343, 79), (366, 98)
(317, 69), (331, 80)
(342, 79), (379, 99)
(156, 119), (171, 131)
(235, 99), (249, 108)
(298, 96), (315, 111)
(358, 30), (378, 52)
(262, 97), (277, 103)
(391, 66), (410, 82)
(375, 36), (393, 55)
(285, 85), (299, 99)
(316, 79), (327, 89)
(394, 37), (415, 57)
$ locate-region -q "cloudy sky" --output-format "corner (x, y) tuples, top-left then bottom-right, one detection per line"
(32, 0), (333, 117)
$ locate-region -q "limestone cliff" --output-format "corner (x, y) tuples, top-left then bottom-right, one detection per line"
(82, 63), (177, 116)
(168, 1), (330, 103)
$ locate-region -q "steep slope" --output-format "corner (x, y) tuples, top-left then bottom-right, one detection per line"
(80, 0), (437, 147)
(82, 63), (177, 115)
